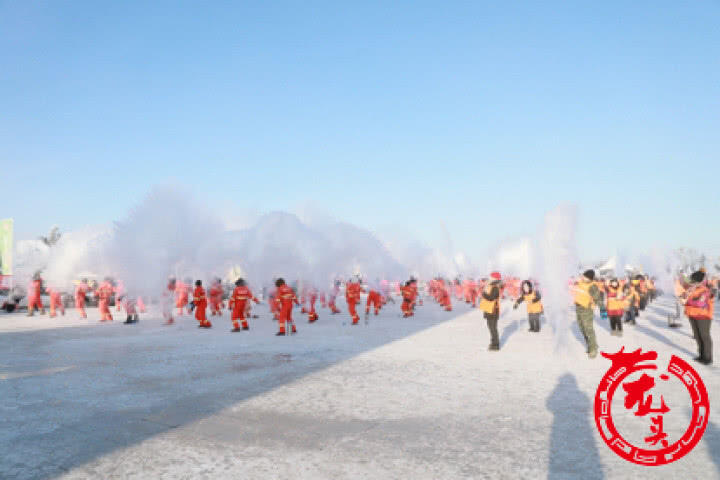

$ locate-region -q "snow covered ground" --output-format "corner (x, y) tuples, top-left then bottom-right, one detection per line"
(1, 295), (718, 479)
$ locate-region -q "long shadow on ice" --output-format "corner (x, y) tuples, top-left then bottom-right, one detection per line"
(0, 303), (468, 479)
(546, 373), (604, 480)
(705, 420), (720, 477)
(632, 324), (695, 359)
(500, 319), (520, 348)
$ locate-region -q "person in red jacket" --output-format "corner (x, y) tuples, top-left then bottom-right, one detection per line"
(26, 274), (45, 316)
(96, 278), (114, 322)
(47, 286), (65, 318)
(437, 279), (452, 312)
(229, 278), (259, 331)
(366, 283), (382, 317)
(193, 280), (210, 328)
(274, 278), (299, 335)
(209, 278), (224, 316)
(75, 278), (90, 319)
(345, 278), (362, 325)
(400, 281), (414, 317)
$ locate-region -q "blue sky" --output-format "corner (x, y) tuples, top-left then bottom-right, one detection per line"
(2, 1), (719, 261)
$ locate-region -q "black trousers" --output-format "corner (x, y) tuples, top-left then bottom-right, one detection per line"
(486, 315), (499, 347)
(689, 318), (713, 363)
(528, 313), (541, 332)
(609, 315), (623, 331)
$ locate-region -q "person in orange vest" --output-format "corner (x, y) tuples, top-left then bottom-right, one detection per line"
(163, 277), (176, 325)
(75, 278), (90, 319)
(605, 278), (629, 336)
(47, 285), (65, 318)
(683, 270), (714, 365)
(274, 278), (299, 335)
(96, 277), (114, 322)
(345, 278), (362, 325)
(192, 280), (210, 328)
(513, 280), (543, 332)
(573, 269), (603, 358)
(228, 278), (259, 331)
(480, 272), (502, 350)
(209, 278), (224, 316)
(26, 273), (45, 316)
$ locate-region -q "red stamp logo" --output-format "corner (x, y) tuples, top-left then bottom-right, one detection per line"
(594, 347), (710, 466)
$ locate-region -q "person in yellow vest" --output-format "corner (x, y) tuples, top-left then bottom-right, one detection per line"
(605, 278), (628, 336)
(574, 269), (604, 358)
(625, 276), (642, 323)
(647, 276), (657, 302)
(513, 280), (543, 332)
(684, 270), (714, 365)
(479, 271), (502, 351)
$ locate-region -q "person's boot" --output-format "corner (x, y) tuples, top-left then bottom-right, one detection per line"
(276, 331), (285, 336)
(242, 326), (249, 331)
(231, 327), (241, 332)
(588, 349), (598, 359)
(488, 344), (499, 351)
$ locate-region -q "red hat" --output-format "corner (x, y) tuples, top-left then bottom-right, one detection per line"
(490, 272), (501, 280)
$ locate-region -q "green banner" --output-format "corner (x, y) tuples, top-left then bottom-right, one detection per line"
(0, 218), (13, 275)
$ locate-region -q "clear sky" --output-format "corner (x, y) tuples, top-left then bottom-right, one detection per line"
(2, 1), (719, 261)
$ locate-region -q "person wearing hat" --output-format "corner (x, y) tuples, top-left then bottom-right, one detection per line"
(684, 270), (714, 365)
(573, 269), (604, 358)
(479, 272), (503, 351)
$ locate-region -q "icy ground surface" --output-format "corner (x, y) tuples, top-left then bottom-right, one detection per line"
(1, 295), (718, 479)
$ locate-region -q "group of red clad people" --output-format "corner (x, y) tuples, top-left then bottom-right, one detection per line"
(26, 274), (146, 323)
(158, 276), (400, 335)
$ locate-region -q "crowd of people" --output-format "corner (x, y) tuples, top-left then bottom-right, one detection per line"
(19, 266), (718, 365)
